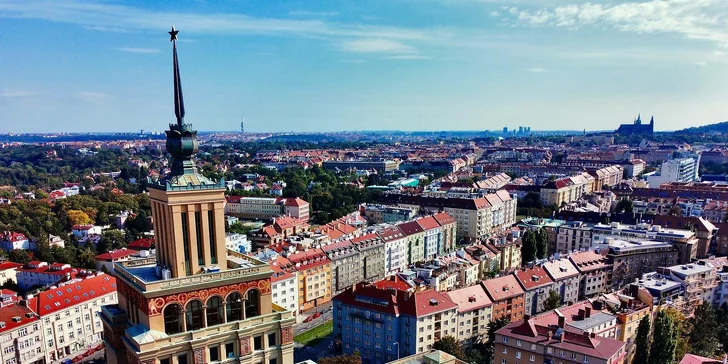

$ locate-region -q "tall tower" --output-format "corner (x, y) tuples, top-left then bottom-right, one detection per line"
(241, 115), (245, 134)
(103, 27), (295, 364)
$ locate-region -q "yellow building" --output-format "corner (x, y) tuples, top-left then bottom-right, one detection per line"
(102, 27), (294, 364)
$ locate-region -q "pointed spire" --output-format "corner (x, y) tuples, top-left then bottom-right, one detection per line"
(650, 115), (654, 124)
(170, 26), (185, 126)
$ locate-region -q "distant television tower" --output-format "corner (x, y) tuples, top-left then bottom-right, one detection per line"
(240, 115), (245, 134)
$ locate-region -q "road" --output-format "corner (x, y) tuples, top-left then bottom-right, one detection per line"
(294, 301), (332, 336)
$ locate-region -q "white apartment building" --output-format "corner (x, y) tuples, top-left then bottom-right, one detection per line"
(35, 273), (117, 363)
(270, 262), (299, 316)
(0, 294), (44, 364)
(225, 233), (252, 253)
(16, 262), (73, 291)
(377, 226), (408, 276)
(647, 157), (699, 187)
(556, 221), (593, 254)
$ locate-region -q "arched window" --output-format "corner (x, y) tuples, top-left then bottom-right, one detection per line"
(206, 296), (223, 327)
(185, 300), (204, 330)
(163, 304), (183, 334)
(245, 289), (260, 318)
(226, 293), (243, 322)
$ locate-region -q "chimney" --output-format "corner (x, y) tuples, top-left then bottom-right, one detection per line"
(524, 314), (530, 322)
(547, 330), (553, 341)
(557, 313), (565, 328)
(585, 306), (592, 318)
(578, 309), (585, 320)
(590, 332), (596, 338)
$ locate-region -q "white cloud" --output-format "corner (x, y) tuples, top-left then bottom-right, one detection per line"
(341, 59), (367, 63)
(527, 67), (546, 72)
(490, 11), (500, 17)
(341, 38), (417, 54)
(82, 25), (130, 33)
(384, 55), (430, 60)
(116, 47), (160, 54)
(289, 11), (338, 17)
(695, 61), (707, 67)
(506, 0), (728, 47)
(715, 50), (725, 56)
(0, 90), (33, 98)
(79, 92), (112, 102)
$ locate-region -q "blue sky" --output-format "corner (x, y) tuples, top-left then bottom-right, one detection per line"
(1, 0), (727, 133)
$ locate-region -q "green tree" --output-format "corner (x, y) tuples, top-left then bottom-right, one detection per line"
(688, 302), (720, 357)
(535, 228), (548, 259)
(544, 290), (561, 310)
(7, 249), (31, 265)
(633, 315), (651, 364)
(649, 310), (678, 364)
(432, 336), (465, 360)
(319, 355), (361, 364)
(664, 307), (691, 361)
(97, 230), (126, 254)
(485, 317), (510, 364)
(615, 198), (634, 213)
(520, 230), (538, 263)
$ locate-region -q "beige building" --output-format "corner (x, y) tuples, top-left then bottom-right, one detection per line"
(225, 196), (310, 222)
(0, 294), (44, 364)
(103, 31), (294, 364)
(444, 285), (493, 347)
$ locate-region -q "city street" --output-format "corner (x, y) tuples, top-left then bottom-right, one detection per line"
(294, 301), (332, 335)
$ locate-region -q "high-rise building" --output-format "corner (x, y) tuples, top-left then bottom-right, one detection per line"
(102, 27), (294, 364)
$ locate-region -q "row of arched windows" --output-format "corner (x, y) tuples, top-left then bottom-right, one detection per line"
(163, 289), (260, 334)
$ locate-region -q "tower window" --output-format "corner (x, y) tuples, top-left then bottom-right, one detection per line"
(208, 210), (217, 264)
(181, 212), (191, 275)
(195, 211), (204, 266)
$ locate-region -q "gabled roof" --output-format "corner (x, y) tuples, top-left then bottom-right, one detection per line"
(416, 216), (440, 231)
(432, 212), (456, 226)
(543, 258), (580, 280)
(444, 285), (492, 313)
(513, 266), (554, 290)
(481, 275), (525, 302)
(398, 221), (424, 236)
(95, 249), (137, 261)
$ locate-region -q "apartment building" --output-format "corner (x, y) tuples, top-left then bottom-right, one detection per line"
(333, 283), (459, 363)
(647, 158), (699, 186)
(417, 217), (442, 260)
(556, 221), (593, 254)
(494, 317), (627, 364)
(353, 233), (386, 283)
(0, 293), (44, 364)
(588, 165), (624, 191)
(513, 266), (556, 316)
(542, 258), (580, 306)
(433, 213), (457, 254)
(17, 262), (74, 291)
(322, 239), (362, 294)
(399, 221), (426, 265)
(592, 222), (698, 264)
(654, 215), (717, 259)
(664, 263), (717, 307)
(377, 226), (408, 276)
(36, 272), (117, 363)
(481, 275), (526, 322)
(379, 191), (517, 240)
(606, 239), (679, 290)
(270, 256), (299, 315)
(569, 251), (611, 299)
(0, 262), (21, 286)
(224, 196), (310, 222)
(530, 301), (619, 339)
(284, 248), (333, 312)
(443, 285), (493, 347)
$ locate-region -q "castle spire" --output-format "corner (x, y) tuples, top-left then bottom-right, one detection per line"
(170, 26), (185, 125)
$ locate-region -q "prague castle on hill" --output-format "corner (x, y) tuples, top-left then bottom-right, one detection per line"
(615, 114), (654, 134)
(102, 27), (294, 364)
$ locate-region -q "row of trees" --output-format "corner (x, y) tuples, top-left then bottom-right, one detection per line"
(634, 303), (728, 364)
(520, 228), (549, 263)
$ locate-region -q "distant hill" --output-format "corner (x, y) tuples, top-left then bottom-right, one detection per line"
(678, 121), (728, 134)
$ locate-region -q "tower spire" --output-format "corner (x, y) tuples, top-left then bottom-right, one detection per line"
(170, 26), (185, 125)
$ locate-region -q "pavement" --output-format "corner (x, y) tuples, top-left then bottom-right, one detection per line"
(293, 302), (332, 336)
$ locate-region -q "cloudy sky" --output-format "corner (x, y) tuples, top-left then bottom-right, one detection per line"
(1, 0), (727, 133)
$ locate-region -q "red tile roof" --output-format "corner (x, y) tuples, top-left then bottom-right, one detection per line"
(416, 216), (439, 231)
(679, 354), (723, 364)
(95, 248), (137, 261)
(400, 289), (458, 317)
(0, 262), (22, 271)
(433, 212), (456, 226)
(398, 221), (424, 236)
(481, 275), (525, 302)
(0, 301), (38, 334)
(127, 237), (155, 250)
(29, 273), (116, 316)
(513, 266), (554, 290)
(371, 275), (412, 292)
(444, 285), (492, 313)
